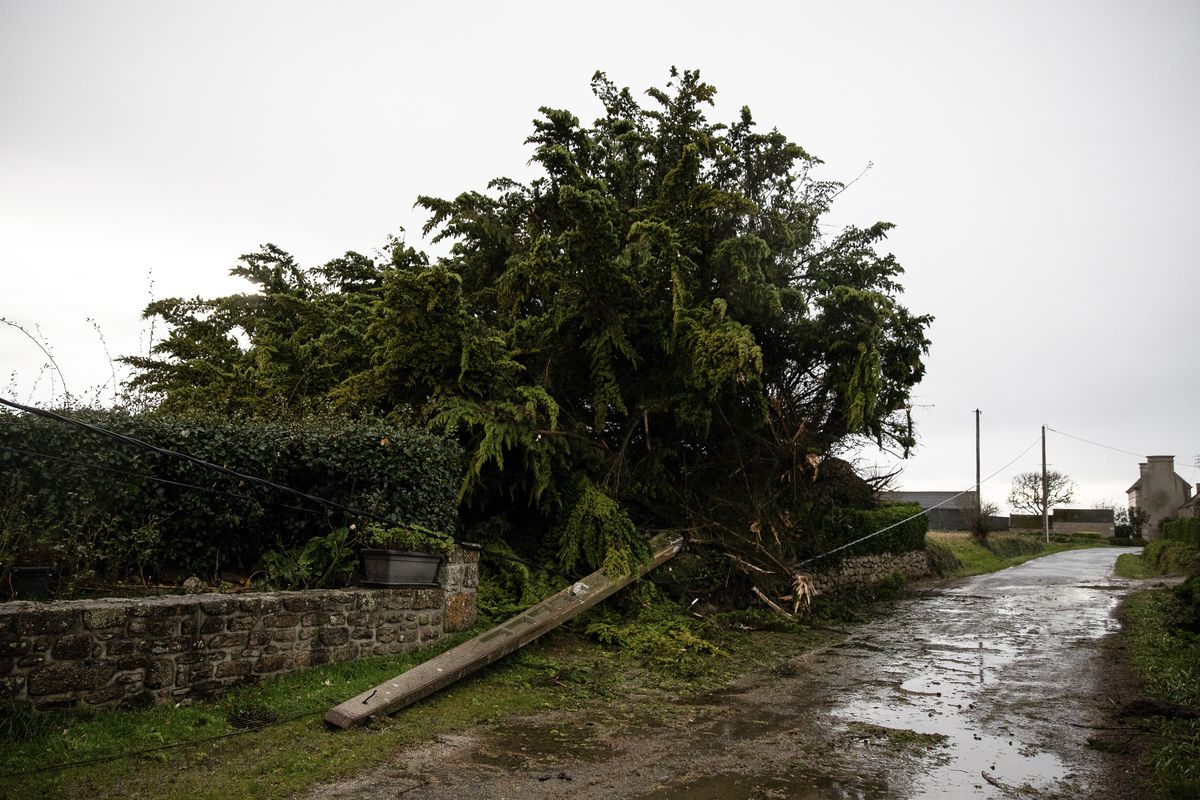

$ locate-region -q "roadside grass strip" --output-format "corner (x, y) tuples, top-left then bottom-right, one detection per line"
(1121, 590), (1200, 799)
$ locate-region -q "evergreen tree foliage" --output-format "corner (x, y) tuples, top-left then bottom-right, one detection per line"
(124, 69), (931, 595)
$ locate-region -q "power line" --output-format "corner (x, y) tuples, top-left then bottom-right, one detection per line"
(0, 397), (581, 582)
(0, 396), (389, 526)
(979, 410), (1019, 458)
(1045, 426), (1145, 460)
(0, 444), (327, 518)
(798, 434), (1042, 567)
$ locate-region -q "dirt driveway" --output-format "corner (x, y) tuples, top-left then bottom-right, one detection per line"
(312, 547), (1145, 799)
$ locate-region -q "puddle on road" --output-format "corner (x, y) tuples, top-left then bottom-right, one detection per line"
(470, 721), (615, 768)
(837, 685), (1067, 798)
(632, 769), (893, 800)
(823, 555), (1139, 798)
(703, 706), (806, 741)
(413, 550), (1139, 800)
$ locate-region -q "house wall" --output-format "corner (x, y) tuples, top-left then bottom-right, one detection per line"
(1130, 456), (1193, 539)
(0, 547), (478, 711)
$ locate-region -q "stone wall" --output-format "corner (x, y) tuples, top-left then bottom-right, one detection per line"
(809, 549), (930, 596)
(0, 547), (478, 711)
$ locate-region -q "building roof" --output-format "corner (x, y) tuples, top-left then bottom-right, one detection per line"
(879, 490), (975, 510)
(1126, 459), (1194, 496)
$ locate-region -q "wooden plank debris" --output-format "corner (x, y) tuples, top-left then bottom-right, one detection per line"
(324, 533), (683, 729)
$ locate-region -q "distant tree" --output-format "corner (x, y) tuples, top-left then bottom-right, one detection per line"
(1008, 471), (1075, 519)
(1129, 506), (1150, 538)
(961, 499), (999, 542)
(1113, 506), (1132, 538)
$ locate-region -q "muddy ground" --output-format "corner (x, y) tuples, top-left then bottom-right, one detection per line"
(312, 548), (1155, 799)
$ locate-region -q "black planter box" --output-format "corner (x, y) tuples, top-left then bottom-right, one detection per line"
(360, 549), (442, 587)
(9, 566), (56, 600)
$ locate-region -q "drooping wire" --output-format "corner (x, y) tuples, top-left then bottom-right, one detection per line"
(0, 396), (581, 582)
(0, 396), (387, 525)
(979, 410), (1020, 459)
(1046, 426), (1145, 460)
(0, 444), (326, 518)
(797, 434), (1042, 567)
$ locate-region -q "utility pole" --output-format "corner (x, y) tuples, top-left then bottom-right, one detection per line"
(1041, 425), (1049, 544)
(975, 409), (982, 519)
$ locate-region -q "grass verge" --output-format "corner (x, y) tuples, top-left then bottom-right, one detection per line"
(1118, 588), (1200, 799)
(925, 531), (1110, 579)
(1115, 553), (1154, 579)
(0, 589), (834, 800)
(3, 534), (1102, 798)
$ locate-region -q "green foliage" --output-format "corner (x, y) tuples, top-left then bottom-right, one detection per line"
(1120, 590), (1200, 798)
(123, 69), (931, 599)
(1172, 575), (1200, 633)
(1143, 539), (1200, 576)
(260, 527), (359, 589)
(1115, 553), (1154, 579)
(555, 476), (649, 577)
(474, 548), (561, 622)
(925, 539), (962, 577)
(582, 583), (722, 675)
(0, 408), (460, 583)
(830, 503), (928, 560)
(1162, 517), (1200, 547)
(362, 522), (455, 554)
(1050, 531), (1104, 543)
(988, 534), (1050, 558)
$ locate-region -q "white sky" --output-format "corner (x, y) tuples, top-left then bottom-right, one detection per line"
(2, 0), (1198, 512)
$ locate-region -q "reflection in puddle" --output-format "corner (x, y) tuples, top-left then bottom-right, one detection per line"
(824, 550), (1141, 798)
(633, 769), (892, 800)
(471, 721), (615, 768)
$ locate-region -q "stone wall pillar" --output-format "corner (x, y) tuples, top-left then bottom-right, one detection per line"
(439, 545), (480, 632)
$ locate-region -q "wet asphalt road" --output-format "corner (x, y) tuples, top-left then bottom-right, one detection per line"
(313, 547), (1143, 799)
(822, 546), (1143, 798)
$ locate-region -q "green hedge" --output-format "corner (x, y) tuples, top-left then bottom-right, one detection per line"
(1162, 517), (1200, 547)
(1143, 539), (1200, 576)
(0, 409), (461, 581)
(804, 503), (928, 562)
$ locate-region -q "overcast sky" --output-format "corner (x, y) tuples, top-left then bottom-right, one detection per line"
(2, 0), (1197, 512)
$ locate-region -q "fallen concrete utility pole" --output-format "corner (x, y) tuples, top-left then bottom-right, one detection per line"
(325, 533), (683, 729)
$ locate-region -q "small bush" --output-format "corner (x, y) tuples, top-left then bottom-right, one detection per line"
(1143, 540), (1200, 576)
(1172, 575), (1200, 633)
(813, 503), (928, 562)
(925, 539), (961, 577)
(986, 534), (1046, 559)
(1162, 518), (1200, 547)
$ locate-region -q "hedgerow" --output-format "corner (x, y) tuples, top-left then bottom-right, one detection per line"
(1162, 517), (1200, 547)
(814, 503), (929, 561)
(0, 408), (460, 584)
